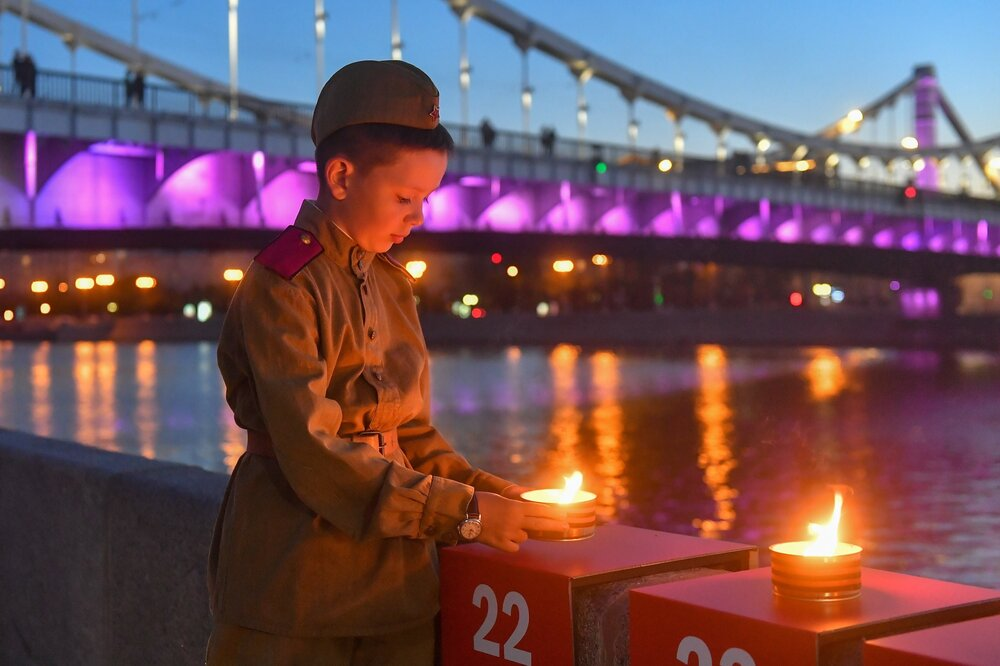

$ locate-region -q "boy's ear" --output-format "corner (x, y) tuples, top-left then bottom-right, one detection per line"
(324, 157), (354, 201)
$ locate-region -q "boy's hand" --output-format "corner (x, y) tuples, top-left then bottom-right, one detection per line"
(475, 492), (569, 553)
(500, 484), (531, 500)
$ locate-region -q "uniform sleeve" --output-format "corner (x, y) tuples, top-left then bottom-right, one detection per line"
(397, 353), (515, 496)
(232, 267), (474, 542)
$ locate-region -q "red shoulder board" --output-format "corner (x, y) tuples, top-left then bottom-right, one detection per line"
(255, 226), (323, 280)
(378, 252), (416, 284)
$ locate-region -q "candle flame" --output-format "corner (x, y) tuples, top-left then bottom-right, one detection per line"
(558, 471), (583, 503)
(804, 491), (843, 556)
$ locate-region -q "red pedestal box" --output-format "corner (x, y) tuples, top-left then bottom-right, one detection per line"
(864, 615), (1000, 666)
(630, 567), (1000, 666)
(440, 524), (755, 666)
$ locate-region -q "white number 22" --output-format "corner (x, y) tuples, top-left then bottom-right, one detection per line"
(677, 635), (756, 666)
(472, 583), (531, 665)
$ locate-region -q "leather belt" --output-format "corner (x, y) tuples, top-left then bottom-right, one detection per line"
(247, 428), (399, 459)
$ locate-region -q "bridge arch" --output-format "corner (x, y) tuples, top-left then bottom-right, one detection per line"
(148, 152), (251, 227)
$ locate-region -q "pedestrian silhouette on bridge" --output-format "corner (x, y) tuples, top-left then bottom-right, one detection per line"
(12, 50), (36, 98)
(480, 117), (496, 149)
(21, 53), (36, 98)
(124, 69), (146, 107)
(540, 125), (556, 156)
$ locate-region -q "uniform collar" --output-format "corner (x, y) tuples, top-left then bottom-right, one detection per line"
(294, 200), (375, 279)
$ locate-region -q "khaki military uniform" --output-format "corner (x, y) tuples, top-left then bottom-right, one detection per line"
(209, 201), (512, 648)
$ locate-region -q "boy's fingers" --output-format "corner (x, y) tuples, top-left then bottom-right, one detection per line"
(520, 503), (567, 519)
(522, 516), (570, 532)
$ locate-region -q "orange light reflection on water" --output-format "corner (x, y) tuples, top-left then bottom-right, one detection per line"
(136, 340), (158, 460)
(31, 343), (52, 437)
(692, 344), (738, 538)
(546, 344), (583, 478)
(540, 344), (627, 523)
(74, 342), (98, 446)
(805, 348), (847, 401)
(589, 350), (627, 520)
(0, 341), (12, 425)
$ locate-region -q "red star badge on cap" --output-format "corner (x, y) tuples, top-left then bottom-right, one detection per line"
(429, 104), (440, 122)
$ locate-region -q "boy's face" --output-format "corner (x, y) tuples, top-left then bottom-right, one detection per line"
(330, 148), (448, 253)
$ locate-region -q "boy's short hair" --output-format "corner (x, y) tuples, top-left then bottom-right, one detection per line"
(311, 59), (453, 189)
(314, 123), (454, 190)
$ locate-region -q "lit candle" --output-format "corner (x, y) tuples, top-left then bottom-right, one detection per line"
(770, 491), (863, 601)
(521, 471), (597, 541)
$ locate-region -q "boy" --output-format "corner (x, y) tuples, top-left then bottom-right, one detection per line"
(207, 60), (566, 664)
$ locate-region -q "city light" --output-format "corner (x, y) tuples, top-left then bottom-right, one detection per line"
(756, 137), (771, 152)
(858, 156), (871, 168)
(471, 307), (485, 319)
(847, 108), (864, 123)
(552, 259), (575, 273)
(30, 280), (48, 293)
(591, 254), (609, 266)
(135, 276), (157, 289)
(831, 289), (846, 304)
(183, 303), (196, 318)
(223, 268), (244, 282)
(462, 293), (480, 307)
(58, 282), (69, 293)
(812, 283), (833, 297)
(95, 274), (115, 286)
(40, 303), (51, 314)
(197, 301), (213, 322)
(912, 158), (926, 172)
(0, 278), (5, 289)
(2, 310), (13, 322)
(889, 280), (901, 291)
(450, 301), (472, 318)
(404, 260), (427, 279)
(657, 158), (673, 173)
(789, 291), (803, 307)
(490, 252), (503, 264)
(536, 302), (551, 317)
(107, 302), (119, 313)
(506, 265), (519, 277)
(900, 136), (919, 150)
(75, 277), (95, 290)
(903, 185), (918, 200)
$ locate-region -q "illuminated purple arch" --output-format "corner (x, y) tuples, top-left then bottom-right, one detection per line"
(242, 166), (317, 228)
(34, 150), (151, 228)
(148, 152), (253, 227)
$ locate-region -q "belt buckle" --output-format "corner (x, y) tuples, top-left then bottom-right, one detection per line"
(359, 430), (385, 455)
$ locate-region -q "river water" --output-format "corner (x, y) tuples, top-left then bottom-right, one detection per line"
(1, 340), (997, 589)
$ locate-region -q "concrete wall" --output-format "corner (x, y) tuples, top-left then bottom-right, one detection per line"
(0, 429), (227, 665)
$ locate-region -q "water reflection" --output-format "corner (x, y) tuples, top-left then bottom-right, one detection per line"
(135, 340), (158, 459)
(31, 343), (52, 437)
(692, 345), (738, 538)
(0, 341), (12, 425)
(589, 350), (627, 520)
(542, 344), (584, 482)
(1, 341), (998, 589)
(805, 348), (846, 400)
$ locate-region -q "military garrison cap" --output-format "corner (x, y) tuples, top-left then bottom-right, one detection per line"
(311, 60), (441, 146)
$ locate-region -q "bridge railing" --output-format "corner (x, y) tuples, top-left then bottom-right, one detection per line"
(0, 64), (313, 125)
(2, 63), (998, 215)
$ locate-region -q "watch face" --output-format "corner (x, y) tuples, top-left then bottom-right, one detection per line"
(459, 518), (482, 541)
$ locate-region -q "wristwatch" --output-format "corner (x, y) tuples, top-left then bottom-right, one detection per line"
(457, 493), (483, 541)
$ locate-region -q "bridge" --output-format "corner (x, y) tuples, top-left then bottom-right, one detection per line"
(1, 0), (1000, 281)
